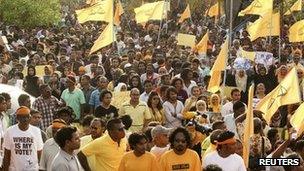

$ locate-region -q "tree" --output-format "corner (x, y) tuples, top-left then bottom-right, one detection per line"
(0, 0), (61, 28)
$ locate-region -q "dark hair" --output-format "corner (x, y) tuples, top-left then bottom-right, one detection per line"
(147, 91), (162, 110)
(0, 95), (5, 104)
(91, 118), (106, 128)
(0, 93), (11, 101)
(267, 128), (278, 141)
(106, 118), (122, 131)
(253, 117), (262, 134)
(39, 84), (50, 92)
(144, 127), (153, 142)
(128, 133), (147, 150)
(169, 127), (191, 149)
(203, 164), (223, 171)
(180, 68), (192, 80)
(217, 130), (235, 142)
(143, 79), (153, 86)
(55, 107), (74, 118)
(99, 89), (112, 101)
(212, 120), (225, 130)
(170, 77), (184, 87)
(120, 115), (132, 130)
(81, 115), (95, 127)
(81, 75), (91, 81)
(30, 109), (40, 115)
(90, 55), (99, 61)
(295, 140), (304, 152)
(54, 126), (77, 148)
(18, 94), (30, 106)
(26, 65), (36, 76)
(231, 88), (240, 96)
(217, 131), (235, 150)
(165, 86), (178, 100)
(233, 101), (245, 112)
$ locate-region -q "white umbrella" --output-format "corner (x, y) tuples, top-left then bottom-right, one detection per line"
(0, 84), (36, 112)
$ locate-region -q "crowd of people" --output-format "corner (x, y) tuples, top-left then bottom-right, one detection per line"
(0, 0), (304, 170)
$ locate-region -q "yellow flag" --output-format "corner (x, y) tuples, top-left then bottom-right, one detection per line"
(238, 0), (273, 16)
(208, 39), (228, 93)
(177, 33), (196, 48)
(256, 67), (301, 124)
(193, 32), (209, 54)
(178, 4), (191, 23)
(241, 49), (256, 61)
(114, 0), (124, 26)
(289, 20), (304, 42)
(247, 12), (280, 41)
(207, 2), (219, 17)
(290, 102), (304, 137)
(90, 23), (115, 55)
(134, 1), (167, 23)
(284, 0), (302, 15)
(243, 84), (254, 168)
(76, 0), (113, 23)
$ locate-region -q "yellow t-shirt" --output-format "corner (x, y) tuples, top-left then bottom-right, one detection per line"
(80, 135), (96, 171)
(118, 151), (160, 171)
(160, 149), (201, 171)
(119, 101), (152, 132)
(81, 134), (127, 171)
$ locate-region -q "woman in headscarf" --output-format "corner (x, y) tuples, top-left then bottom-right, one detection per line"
(275, 65), (288, 83)
(23, 65), (41, 97)
(208, 94), (221, 113)
(114, 83), (128, 92)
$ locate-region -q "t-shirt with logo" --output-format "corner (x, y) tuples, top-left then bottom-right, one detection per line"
(3, 125), (43, 171)
(160, 149), (201, 171)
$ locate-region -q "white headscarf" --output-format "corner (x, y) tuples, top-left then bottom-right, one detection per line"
(114, 83), (127, 92)
(235, 70), (247, 92)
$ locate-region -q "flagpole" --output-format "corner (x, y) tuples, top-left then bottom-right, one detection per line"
(269, 11), (273, 45)
(221, 0), (233, 107)
(165, 0), (169, 34)
(112, 0), (116, 50)
(157, 1), (166, 45)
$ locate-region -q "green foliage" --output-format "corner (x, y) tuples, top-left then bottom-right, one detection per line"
(0, 0), (61, 28)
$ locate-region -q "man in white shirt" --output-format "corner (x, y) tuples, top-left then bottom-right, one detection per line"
(39, 119), (66, 171)
(221, 88), (241, 117)
(224, 101), (246, 137)
(3, 106), (44, 171)
(203, 130), (246, 171)
(150, 125), (170, 162)
(139, 80), (153, 103)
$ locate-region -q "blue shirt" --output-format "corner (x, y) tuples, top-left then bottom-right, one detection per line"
(89, 89), (101, 109)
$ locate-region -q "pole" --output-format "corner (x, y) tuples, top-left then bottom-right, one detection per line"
(165, 0), (170, 34)
(269, 12), (273, 45)
(112, 0), (116, 50)
(156, 1), (166, 45)
(221, 0), (233, 106)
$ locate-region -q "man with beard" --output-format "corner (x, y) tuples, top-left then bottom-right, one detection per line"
(160, 127), (201, 171)
(203, 130), (246, 171)
(51, 126), (83, 171)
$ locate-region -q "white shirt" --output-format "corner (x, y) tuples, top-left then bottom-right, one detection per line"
(150, 145), (169, 161)
(221, 101), (234, 117)
(224, 114), (238, 138)
(3, 125), (43, 171)
(163, 100), (184, 128)
(39, 138), (60, 171)
(139, 92), (150, 103)
(183, 81), (197, 96)
(203, 151), (246, 171)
